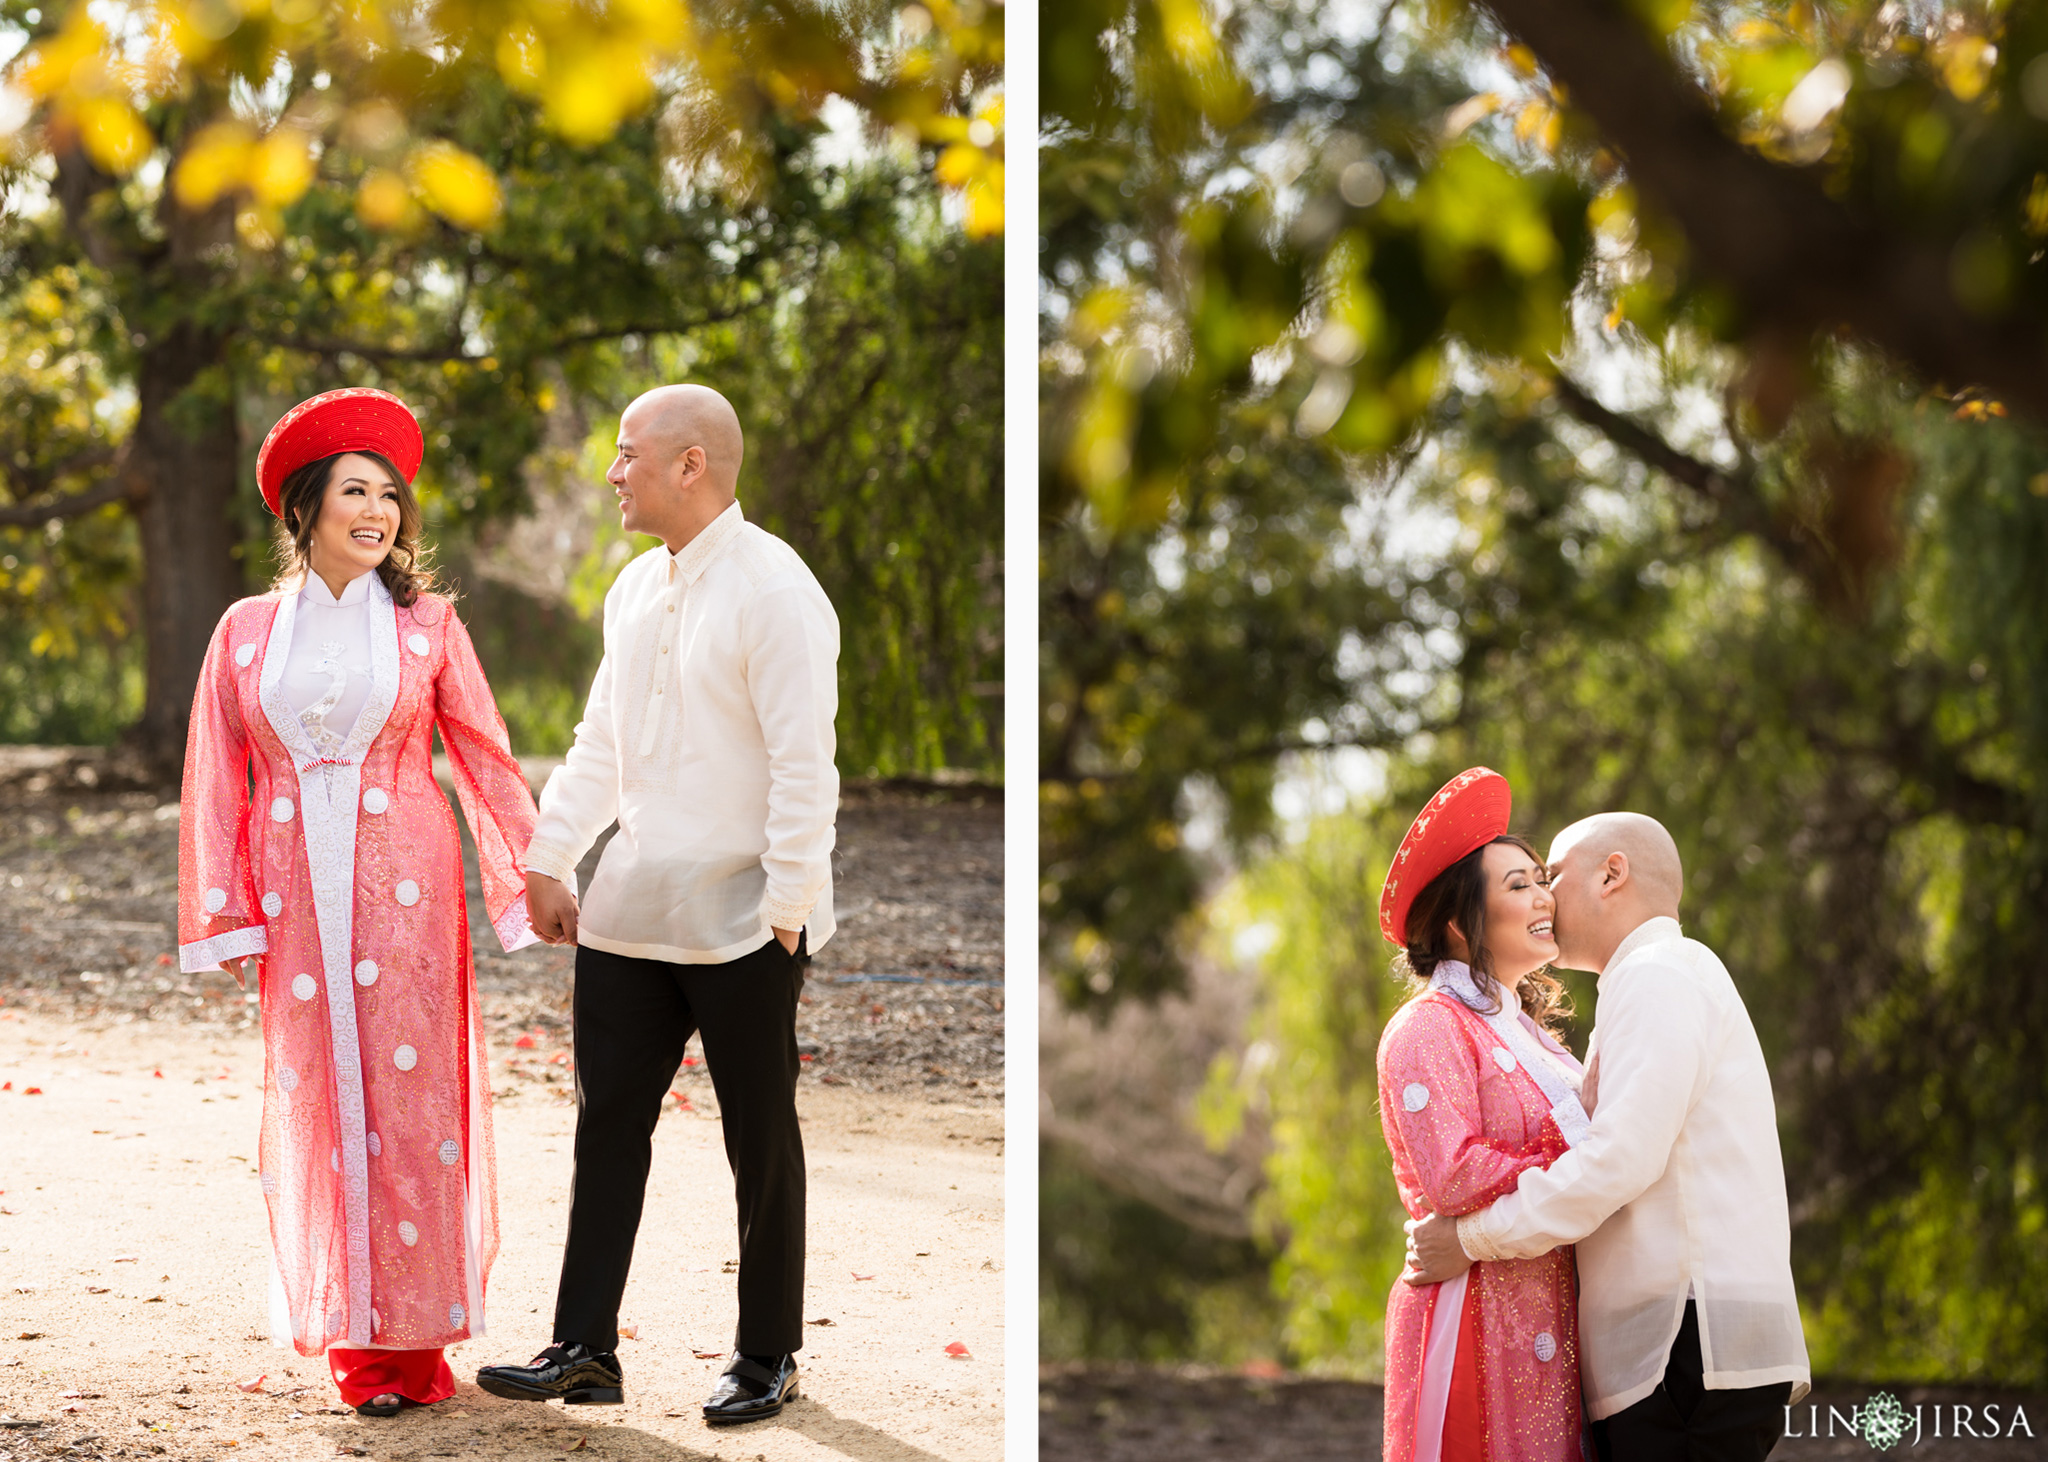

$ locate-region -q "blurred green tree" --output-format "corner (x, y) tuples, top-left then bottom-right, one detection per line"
(1041, 0), (2048, 1383)
(0, 0), (1001, 775)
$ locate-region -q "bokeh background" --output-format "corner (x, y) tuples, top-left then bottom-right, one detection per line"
(1040, 0), (2048, 1400)
(0, 0), (1003, 783)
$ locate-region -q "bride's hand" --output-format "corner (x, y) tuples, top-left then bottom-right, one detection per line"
(1580, 1052), (1600, 1116)
(221, 955), (254, 991)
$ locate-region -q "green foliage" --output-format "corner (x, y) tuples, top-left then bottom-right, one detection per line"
(1039, 1141), (1285, 1365)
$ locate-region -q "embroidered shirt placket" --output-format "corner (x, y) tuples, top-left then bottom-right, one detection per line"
(636, 561), (684, 759)
(257, 579), (400, 1349)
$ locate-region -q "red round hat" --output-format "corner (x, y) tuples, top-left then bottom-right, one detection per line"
(255, 388), (424, 517)
(1378, 767), (1513, 946)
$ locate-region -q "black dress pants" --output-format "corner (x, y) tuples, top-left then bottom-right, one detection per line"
(1590, 1301), (1792, 1462)
(552, 933), (807, 1356)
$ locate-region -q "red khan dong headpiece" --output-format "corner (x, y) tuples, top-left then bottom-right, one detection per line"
(1378, 767), (1513, 946)
(255, 388), (425, 517)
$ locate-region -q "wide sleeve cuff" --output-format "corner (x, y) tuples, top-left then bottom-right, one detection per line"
(1457, 1210), (1507, 1265)
(762, 893), (817, 932)
(494, 893), (541, 953)
(521, 838), (581, 888)
(180, 923), (268, 974)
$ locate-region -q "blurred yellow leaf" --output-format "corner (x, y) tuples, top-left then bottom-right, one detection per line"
(2025, 174), (2048, 238)
(172, 121), (255, 209)
(1504, 43), (1539, 77)
(19, 10), (103, 101)
(496, 23), (546, 95)
(356, 168), (417, 230)
(411, 142), (502, 229)
(935, 141), (981, 187)
(964, 161), (1002, 237)
(544, 49), (640, 143)
(1934, 33), (1995, 104)
(72, 96), (152, 175)
(249, 128), (315, 208)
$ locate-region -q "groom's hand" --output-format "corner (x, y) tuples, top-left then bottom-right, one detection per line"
(527, 871), (579, 946)
(772, 926), (799, 954)
(1402, 1211), (1475, 1285)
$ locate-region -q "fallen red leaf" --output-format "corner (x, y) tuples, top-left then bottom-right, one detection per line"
(617, 1324), (639, 1340)
(682, 1056), (700, 1067)
(0, 1082), (10, 1091)
(153, 1069), (164, 1079)
(236, 1374), (266, 1393)
(692, 1349), (723, 1359)
(60, 1402), (84, 1413)
(668, 1090), (692, 1109)
(852, 1271), (875, 1281)
(798, 1053), (814, 1062)
(156, 953), (173, 966)
(944, 1341), (971, 1357)
(513, 1034), (536, 1049)
(22, 1087), (41, 1096)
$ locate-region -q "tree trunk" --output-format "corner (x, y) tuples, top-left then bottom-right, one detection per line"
(127, 321), (243, 781)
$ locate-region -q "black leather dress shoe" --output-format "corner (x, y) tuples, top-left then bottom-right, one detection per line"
(702, 1353), (798, 1424)
(476, 1342), (624, 1405)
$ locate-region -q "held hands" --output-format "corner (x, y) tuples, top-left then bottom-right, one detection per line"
(1402, 1210), (1476, 1286)
(527, 870), (581, 946)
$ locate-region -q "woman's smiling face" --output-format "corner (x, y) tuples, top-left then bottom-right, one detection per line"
(1476, 840), (1558, 981)
(309, 452), (402, 581)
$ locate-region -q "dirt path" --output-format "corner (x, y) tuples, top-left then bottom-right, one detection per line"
(0, 754), (1005, 1460)
(1037, 1366), (2047, 1460)
(0, 1011), (1002, 1461)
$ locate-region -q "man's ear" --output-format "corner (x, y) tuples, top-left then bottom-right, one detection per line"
(1599, 852), (1631, 898)
(678, 444), (707, 483)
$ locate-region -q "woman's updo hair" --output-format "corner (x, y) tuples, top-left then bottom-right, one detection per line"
(272, 449), (434, 608)
(1393, 832), (1573, 1038)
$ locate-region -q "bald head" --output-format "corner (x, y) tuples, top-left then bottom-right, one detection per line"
(622, 384), (745, 496)
(1544, 811), (1685, 973)
(608, 383), (747, 552)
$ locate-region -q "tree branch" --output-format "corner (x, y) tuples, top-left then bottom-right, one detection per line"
(248, 303), (769, 364)
(0, 475), (142, 528)
(1485, 0), (2048, 421)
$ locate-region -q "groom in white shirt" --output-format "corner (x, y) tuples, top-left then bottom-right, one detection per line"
(476, 383), (839, 1425)
(1407, 812), (1810, 1461)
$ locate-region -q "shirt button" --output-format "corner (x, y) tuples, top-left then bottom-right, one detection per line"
(667, 604), (675, 613)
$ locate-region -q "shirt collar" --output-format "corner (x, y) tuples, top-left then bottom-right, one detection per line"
(1605, 914), (1682, 975)
(662, 500), (746, 587)
(1429, 959), (1511, 1014)
(300, 569), (375, 608)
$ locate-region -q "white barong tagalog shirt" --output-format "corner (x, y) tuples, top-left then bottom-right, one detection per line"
(522, 501), (839, 963)
(1454, 916), (1812, 1421)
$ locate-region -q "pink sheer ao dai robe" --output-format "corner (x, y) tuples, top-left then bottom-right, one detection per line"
(178, 578), (538, 1358)
(1378, 983), (1586, 1462)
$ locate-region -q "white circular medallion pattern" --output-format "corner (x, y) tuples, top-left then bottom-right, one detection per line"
(449, 1302), (466, 1327)
(393, 1044), (418, 1071)
(203, 886), (228, 914)
(398, 1220), (419, 1247)
(362, 787), (389, 814)
(1493, 1047), (1517, 1073)
(260, 1171), (277, 1195)
(1403, 1082), (1430, 1113)
(438, 1138), (461, 1166)
(271, 796), (294, 823)
(367, 1131), (382, 1156)
(1534, 1331), (1557, 1363)
(408, 633), (430, 656)
(292, 973), (317, 1001)
(395, 879), (420, 906)
(355, 960), (378, 986)
(261, 892), (283, 917)
(278, 1066), (299, 1092)
(234, 643), (256, 667)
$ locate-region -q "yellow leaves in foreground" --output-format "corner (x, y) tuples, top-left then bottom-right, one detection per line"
(411, 143), (503, 229)
(931, 96), (1005, 237)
